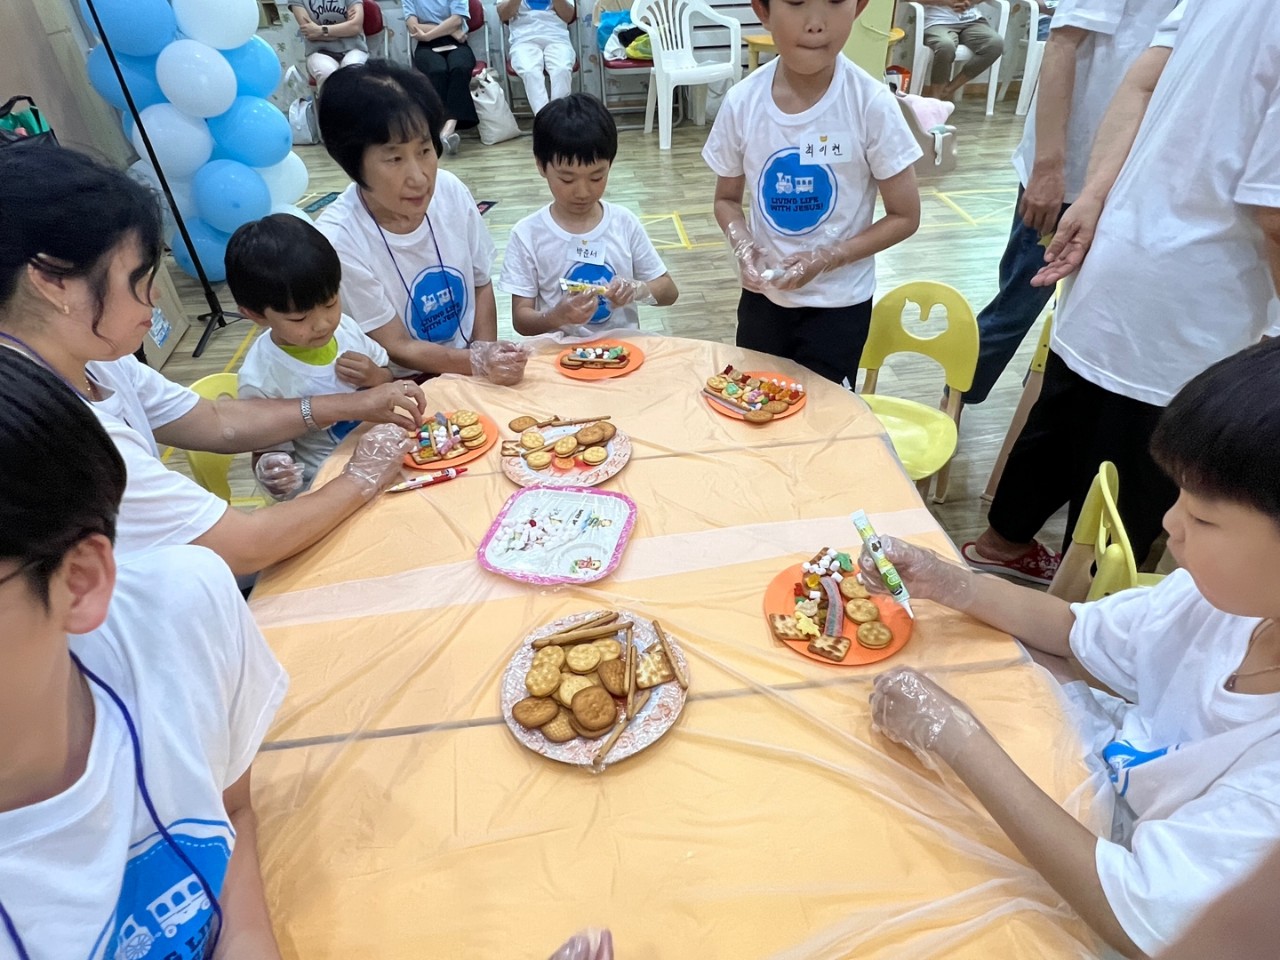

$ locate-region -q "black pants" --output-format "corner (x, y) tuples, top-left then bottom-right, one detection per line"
(987, 350), (1178, 561)
(413, 41), (479, 129)
(736, 290), (872, 385)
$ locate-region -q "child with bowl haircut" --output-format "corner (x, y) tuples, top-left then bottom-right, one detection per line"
(499, 93), (678, 339)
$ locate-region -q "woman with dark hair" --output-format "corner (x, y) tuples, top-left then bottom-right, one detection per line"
(316, 60), (528, 384)
(0, 144), (428, 576)
(0, 352), (287, 958)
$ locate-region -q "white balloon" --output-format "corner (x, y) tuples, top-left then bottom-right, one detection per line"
(270, 203), (312, 222)
(256, 152), (309, 206)
(131, 104), (213, 178)
(172, 0), (258, 50)
(156, 39), (237, 118)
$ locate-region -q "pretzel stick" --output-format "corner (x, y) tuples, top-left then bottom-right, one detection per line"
(701, 388), (753, 414)
(544, 611), (617, 639)
(625, 624), (637, 718)
(532, 621), (631, 648)
(653, 620), (689, 691)
(593, 689), (652, 767)
(535, 415), (613, 429)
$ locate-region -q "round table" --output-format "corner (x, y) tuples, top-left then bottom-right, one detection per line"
(249, 335), (1105, 959)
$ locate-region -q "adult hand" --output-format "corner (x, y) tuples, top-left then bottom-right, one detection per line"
(856, 535), (975, 609)
(770, 246), (841, 291)
(870, 667), (984, 768)
(548, 929), (614, 960)
(254, 452), (304, 500)
(1019, 164), (1065, 237)
(336, 380), (427, 430)
(950, 0), (972, 11)
(452, 28), (469, 41)
(336, 351), (392, 389)
(300, 21), (324, 41)
(470, 340), (530, 386)
(1031, 195), (1103, 287)
(547, 291), (599, 328)
(603, 277), (657, 307)
(725, 221), (774, 294)
(341, 423), (411, 498)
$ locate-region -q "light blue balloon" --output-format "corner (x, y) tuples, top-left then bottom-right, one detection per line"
(171, 218), (231, 283)
(78, 0), (176, 57)
(86, 46), (166, 112)
(192, 160), (272, 234)
(207, 96), (292, 168)
(222, 37), (282, 99)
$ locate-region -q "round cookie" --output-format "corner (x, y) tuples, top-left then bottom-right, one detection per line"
(553, 436), (578, 457)
(840, 577), (870, 600)
(595, 421), (617, 443)
(532, 645), (566, 670)
(856, 621), (893, 650)
(509, 415), (539, 432)
(452, 410), (479, 428)
(462, 435), (487, 449)
(527, 451), (553, 471)
(571, 686), (617, 731)
(524, 661), (561, 698)
(540, 708), (577, 743)
(552, 456), (576, 471)
(575, 424), (606, 446)
(707, 375), (728, 391)
(520, 430), (545, 450)
(764, 400), (789, 415)
(569, 715), (616, 739)
(597, 658), (627, 696)
(512, 696), (559, 729)
(581, 446), (608, 466)
(592, 639), (622, 662)
(565, 644), (602, 674)
(556, 673), (594, 707)
(459, 424), (483, 441)
(744, 409), (774, 424)
(845, 598), (880, 624)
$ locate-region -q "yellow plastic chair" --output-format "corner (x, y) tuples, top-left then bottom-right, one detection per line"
(859, 282), (979, 503)
(982, 306), (1054, 500)
(1049, 461), (1165, 602)
(182, 373), (266, 508)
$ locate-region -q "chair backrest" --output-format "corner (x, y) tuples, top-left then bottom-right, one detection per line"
(860, 282), (980, 393)
(363, 0), (384, 37)
(1073, 461), (1142, 601)
(630, 0), (704, 70)
(185, 373), (240, 503)
(468, 0), (485, 30)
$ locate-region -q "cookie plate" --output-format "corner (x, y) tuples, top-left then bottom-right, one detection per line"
(703, 370), (808, 422)
(477, 486), (638, 585)
(501, 423), (632, 488)
(403, 412), (500, 471)
(556, 341), (647, 381)
(501, 610), (689, 767)
(762, 561), (913, 666)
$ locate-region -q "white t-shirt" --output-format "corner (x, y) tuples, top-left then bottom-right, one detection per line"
(508, 0), (571, 46)
(499, 201), (668, 335)
(316, 173), (497, 377)
(702, 56), (921, 308)
(0, 546), (287, 960)
(1068, 570), (1280, 954)
(1011, 0), (1177, 201)
(86, 357), (228, 557)
(923, 4), (983, 28)
(236, 316), (389, 483)
(1051, 0), (1280, 405)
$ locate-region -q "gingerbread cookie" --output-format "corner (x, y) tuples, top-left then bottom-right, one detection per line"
(540, 708), (577, 743)
(565, 644), (602, 674)
(856, 622), (893, 650)
(571, 686), (617, 730)
(525, 661), (561, 698)
(512, 696), (559, 728)
(509, 415), (539, 432)
(808, 633), (851, 662)
(845, 599), (879, 624)
(597, 658), (627, 696)
(839, 577), (870, 600)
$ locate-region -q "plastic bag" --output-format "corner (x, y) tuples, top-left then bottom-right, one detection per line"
(596, 11), (631, 52)
(283, 66), (319, 145)
(623, 34), (652, 60)
(469, 68), (520, 145)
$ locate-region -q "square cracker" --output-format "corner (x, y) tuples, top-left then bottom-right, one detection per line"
(769, 614), (805, 641)
(807, 633), (851, 662)
(635, 649), (676, 689)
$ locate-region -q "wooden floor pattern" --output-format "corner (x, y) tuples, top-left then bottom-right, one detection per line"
(162, 98), (1065, 549)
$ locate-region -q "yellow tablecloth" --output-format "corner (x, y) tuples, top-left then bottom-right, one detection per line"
(249, 335), (1107, 959)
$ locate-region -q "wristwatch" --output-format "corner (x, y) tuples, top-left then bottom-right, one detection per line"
(300, 396), (319, 431)
(322, 24), (330, 37)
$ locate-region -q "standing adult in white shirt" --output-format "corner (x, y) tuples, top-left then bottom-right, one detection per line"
(918, 0), (1006, 100)
(0, 146), (425, 575)
(966, 0), (1280, 583)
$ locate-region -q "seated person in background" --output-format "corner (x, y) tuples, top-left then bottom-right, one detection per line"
(0, 353), (287, 958)
(1036, 0), (1057, 40)
(497, 0), (576, 116)
(402, 0), (476, 150)
(501, 93), (678, 338)
(919, 0), (1006, 100)
(289, 0), (369, 87)
(228, 214), (395, 500)
(316, 60), (529, 384)
(866, 337), (1280, 956)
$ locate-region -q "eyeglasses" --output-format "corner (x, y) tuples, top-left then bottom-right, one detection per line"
(0, 558), (38, 591)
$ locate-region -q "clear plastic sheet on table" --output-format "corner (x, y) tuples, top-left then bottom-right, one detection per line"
(249, 336), (1111, 959)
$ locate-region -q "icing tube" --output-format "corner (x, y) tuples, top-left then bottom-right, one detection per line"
(850, 509), (916, 619)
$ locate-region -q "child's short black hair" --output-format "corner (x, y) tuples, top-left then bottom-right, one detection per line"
(317, 59), (446, 186)
(1151, 337), (1280, 524)
(225, 214), (342, 316)
(533, 93), (617, 168)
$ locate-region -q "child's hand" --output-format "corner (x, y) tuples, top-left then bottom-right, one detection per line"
(870, 667), (985, 769)
(603, 278), (656, 307)
(547, 291), (599, 328)
(726, 222), (774, 293)
(770, 247), (841, 291)
(857, 535), (975, 609)
(254, 452), (304, 500)
(336, 351), (391, 389)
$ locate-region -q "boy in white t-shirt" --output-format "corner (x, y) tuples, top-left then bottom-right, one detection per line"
(227, 214), (394, 498)
(497, 0), (576, 115)
(866, 338), (1280, 955)
(0, 354), (288, 959)
(501, 93), (678, 338)
(703, 0), (921, 385)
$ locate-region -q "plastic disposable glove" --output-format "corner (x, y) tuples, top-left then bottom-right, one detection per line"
(857, 535), (975, 610)
(604, 277), (657, 307)
(548, 929), (614, 960)
(254, 452), (304, 500)
(546, 291), (600, 328)
(870, 667), (983, 769)
(726, 221), (776, 293)
(341, 423), (411, 498)
(770, 245), (842, 291)
(469, 340), (530, 386)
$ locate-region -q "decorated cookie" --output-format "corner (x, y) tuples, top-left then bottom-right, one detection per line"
(707, 375), (728, 391)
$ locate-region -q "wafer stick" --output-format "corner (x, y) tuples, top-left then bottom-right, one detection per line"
(625, 624), (637, 718)
(544, 610), (617, 639)
(535, 415), (613, 429)
(532, 620), (631, 648)
(592, 689), (652, 767)
(652, 620), (689, 690)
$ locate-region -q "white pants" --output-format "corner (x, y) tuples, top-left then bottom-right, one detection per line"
(308, 49), (369, 87)
(508, 38), (575, 114)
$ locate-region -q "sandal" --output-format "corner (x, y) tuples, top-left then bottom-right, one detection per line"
(961, 540), (1060, 586)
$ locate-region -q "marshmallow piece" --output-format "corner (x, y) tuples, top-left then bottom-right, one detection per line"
(809, 590), (821, 601)
(831, 572), (844, 583)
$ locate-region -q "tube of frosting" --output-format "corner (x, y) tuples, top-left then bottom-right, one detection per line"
(849, 510), (915, 619)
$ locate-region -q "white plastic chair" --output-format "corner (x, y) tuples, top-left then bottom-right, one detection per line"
(998, 0), (1046, 116)
(898, 0), (1011, 116)
(631, 0), (742, 150)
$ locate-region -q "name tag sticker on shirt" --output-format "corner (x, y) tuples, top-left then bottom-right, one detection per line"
(573, 239), (605, 265)
(800, 132), (852, 165)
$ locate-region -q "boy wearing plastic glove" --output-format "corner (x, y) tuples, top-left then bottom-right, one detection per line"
(502, 93), (678, 339)
(863, 339), (1280, 957)
(703, 0), (920, 385)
